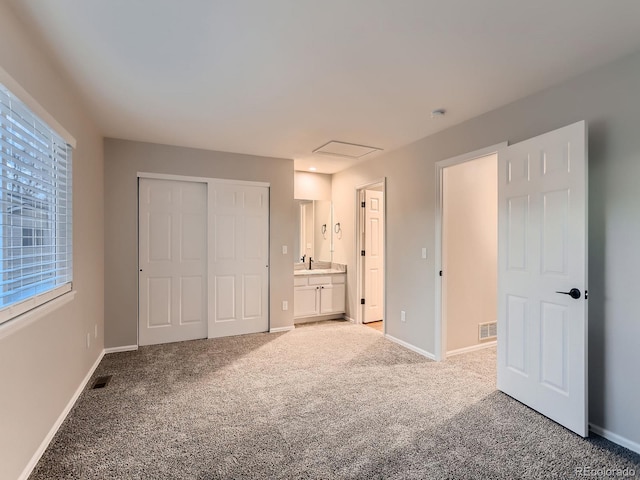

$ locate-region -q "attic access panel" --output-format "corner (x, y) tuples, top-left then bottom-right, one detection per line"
(312, 141), (382, 159)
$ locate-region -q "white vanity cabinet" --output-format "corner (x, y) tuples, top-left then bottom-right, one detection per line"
(294, 273), (346, 320)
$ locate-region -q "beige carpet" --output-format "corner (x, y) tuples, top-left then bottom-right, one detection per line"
(30, 320), (639, 479)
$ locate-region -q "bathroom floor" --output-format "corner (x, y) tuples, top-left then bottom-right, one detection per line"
(364, 320), (383, 332)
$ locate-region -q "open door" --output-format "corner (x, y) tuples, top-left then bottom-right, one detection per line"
(363, 189), (384, 323)
(497, 121), (588, 436)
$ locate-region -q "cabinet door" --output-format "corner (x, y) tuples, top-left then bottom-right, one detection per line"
(294, 286), (319, 317)
(320, 284), (346, 314)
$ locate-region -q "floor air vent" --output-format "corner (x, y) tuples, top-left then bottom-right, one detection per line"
(478, 322), (497, 341)
(92, 375), (112, 389)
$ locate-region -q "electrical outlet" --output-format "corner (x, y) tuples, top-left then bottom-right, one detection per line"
(86, 333), (90, 348)
(401, 310), (406, 322)
(422, 247), (427, 259)
(282, 300), (288, 311)
(94, 324), (98, 339)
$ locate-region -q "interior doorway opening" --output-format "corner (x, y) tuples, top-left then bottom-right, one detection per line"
(442, 154), (498, 357)
(435, 123), (589, 437)
(356, 180), (386, 331)
(435, 143), (505, 360)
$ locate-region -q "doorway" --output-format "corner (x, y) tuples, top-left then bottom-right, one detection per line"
(442, 154), (498, 357)
(435, 143), (505, 360)
(357, 180), (385, 330)
(435, 122), (589, 437)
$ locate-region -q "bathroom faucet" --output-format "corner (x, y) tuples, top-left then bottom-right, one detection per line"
(308, 256), (313, 270)
(301, 254), (306, 263)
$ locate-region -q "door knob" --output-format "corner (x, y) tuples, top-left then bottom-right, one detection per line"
(556, 288), (581, 299)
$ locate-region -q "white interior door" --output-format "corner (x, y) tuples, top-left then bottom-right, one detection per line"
(210, 183), (269, 338)
(364, 189), (384, 323)
(497, 121), (588, 436)
(139, 178), (207, 346)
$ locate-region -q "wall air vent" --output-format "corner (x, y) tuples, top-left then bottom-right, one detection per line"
(312, 140), (382, 159)
(478, 321), (497, 341)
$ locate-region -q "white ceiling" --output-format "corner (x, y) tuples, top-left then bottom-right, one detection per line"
(8, 1), (640, 173)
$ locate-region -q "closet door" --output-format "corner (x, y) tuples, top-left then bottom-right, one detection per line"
(209, 184), (269, 337)
(139, 178), (207, 346)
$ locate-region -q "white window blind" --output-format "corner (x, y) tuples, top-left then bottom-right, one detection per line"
(0, 82), (72, 324)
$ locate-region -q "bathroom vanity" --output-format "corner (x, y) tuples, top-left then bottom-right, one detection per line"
(294, 269), (346, 322)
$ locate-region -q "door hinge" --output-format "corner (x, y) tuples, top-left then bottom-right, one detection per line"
(361, 201), (366, 208)
(361, 250), (365, 256)
(439, 270), (443, 276)
(361, 298), (365, 305)
(585, 290), (588, 299)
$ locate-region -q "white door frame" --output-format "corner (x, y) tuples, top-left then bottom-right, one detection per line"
(137, 172), (270, 346)
(434, 143), (507, 361)
(355, 179), (387, 328)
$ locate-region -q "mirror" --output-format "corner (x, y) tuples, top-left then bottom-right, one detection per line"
(294, 200), (332, 263)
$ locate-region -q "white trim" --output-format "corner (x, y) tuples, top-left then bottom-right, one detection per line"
(589, 424), (640, 455)
(385, 334), (436, 361)
(344, 315), (356, 324)
(137, 171), (270, 188)
(446, 341), (497, 358)
(0, 66), (76, 148)
(434, 142), (506, 361)
(0, 291), (76, 340)
(269, 326), (295, 333)
(105, 345), (139, 354)
(18, 349), (105, 480)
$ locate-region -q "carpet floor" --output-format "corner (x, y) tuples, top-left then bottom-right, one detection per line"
(30, 321), (639, 479)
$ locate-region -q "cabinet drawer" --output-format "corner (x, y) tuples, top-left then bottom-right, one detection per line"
(294, 276), (308, 286)
(308, 275), (331, 285)
(332, 274), (346, 284)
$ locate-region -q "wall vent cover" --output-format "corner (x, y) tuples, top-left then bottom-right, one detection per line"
(478, 321), (497, 341)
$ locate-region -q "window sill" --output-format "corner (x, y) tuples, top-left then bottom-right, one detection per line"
(0, 290), (77, 340)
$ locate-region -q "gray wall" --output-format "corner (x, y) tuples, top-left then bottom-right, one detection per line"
(104, 139), (295, 348)
(332, 50), (640, 447)
(0, 3), (105, 479)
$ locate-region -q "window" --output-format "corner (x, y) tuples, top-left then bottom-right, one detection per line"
(0, 82), (72, 324)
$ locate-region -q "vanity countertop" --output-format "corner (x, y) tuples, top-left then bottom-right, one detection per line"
(294, 268), (346, 276)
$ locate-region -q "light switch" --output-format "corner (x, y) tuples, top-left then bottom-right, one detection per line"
(422, 247), (427, 259)
(282, 245), (288, 254)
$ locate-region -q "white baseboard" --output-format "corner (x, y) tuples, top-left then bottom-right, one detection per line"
(269, 326), (295, 333)
(344, 315), (356, 324)
(385, 334), (436, 360)
(446, 341), (497, 358)
(104, 344), (138, 354)
(19, 348), (105, 480)
(589, 423), (640, 455)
